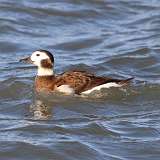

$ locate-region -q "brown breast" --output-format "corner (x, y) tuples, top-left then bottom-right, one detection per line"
(35, 76), (56, 92)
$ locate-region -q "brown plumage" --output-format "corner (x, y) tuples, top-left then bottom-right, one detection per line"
(35, 76), (56, 92)
(41, 59), (53, 68)
(35, 70), (133, 94)
(20, 50), (133, 95)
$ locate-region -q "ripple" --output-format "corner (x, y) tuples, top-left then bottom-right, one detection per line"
(54, 37), (103, 51)
(1, 0), (160, 159)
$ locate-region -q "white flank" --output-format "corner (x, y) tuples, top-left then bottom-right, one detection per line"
(56, 85), (75, 94)
(37, 67), (54, 76)
(82, 82), (121, 94)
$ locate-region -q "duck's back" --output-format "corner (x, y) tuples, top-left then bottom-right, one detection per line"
(55, 71), (127, 94)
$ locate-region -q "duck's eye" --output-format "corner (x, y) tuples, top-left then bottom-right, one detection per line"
(36, 54), (40, 56)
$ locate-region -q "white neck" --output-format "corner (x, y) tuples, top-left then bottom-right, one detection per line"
(37, 67), (54, 76)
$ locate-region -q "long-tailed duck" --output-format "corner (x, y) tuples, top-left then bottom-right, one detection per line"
(20, 50), (133, 95)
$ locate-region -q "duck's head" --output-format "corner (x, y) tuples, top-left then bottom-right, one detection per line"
(20, 50), (54, 76)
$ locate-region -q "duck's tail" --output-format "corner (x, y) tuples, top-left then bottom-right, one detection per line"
(118, 77), (134, 85)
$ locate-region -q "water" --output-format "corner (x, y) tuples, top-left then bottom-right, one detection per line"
(0, 0), (160, 159)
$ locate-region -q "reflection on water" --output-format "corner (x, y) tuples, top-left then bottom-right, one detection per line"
(30, 99), (52, 120)
(29, 88), (125, 120)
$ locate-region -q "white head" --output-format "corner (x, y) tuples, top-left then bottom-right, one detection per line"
(20, 50), (54, 76)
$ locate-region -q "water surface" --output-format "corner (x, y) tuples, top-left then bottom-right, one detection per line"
(0, 0), (160, 159)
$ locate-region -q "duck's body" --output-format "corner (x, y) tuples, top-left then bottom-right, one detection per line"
(35, 71), (133, 95)
(20, 50), (133, 95)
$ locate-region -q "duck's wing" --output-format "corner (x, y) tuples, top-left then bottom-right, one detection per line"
(55, 71), (133, 94)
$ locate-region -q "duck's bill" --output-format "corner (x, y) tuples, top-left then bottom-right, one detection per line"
(19, 56), (33, 64)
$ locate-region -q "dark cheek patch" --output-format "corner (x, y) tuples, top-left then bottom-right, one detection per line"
(41, 59), (53, 68)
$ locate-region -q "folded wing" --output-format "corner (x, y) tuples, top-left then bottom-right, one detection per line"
(55, 71), (133, 94)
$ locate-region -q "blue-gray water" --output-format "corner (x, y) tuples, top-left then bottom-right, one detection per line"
(0, 0), (160, 159)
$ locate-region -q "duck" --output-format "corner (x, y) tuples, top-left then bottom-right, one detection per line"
(20, 49), (133, 95)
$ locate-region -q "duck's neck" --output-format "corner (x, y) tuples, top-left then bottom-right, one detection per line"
(37, 67), (54, 76)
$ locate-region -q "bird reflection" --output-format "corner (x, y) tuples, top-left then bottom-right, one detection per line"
(30, 98), (53, 120)
(29, 91), (76, 120)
